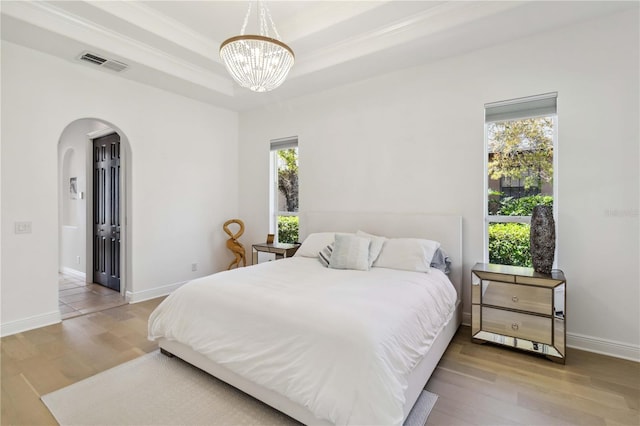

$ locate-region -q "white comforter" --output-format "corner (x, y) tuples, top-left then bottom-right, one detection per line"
(148, 257), (457, 426)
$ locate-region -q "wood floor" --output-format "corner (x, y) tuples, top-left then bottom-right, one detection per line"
(1, 298), (638, 426)
(1, 298), (160, 425)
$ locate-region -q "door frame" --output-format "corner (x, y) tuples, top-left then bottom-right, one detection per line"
(85, 127), (127, 297)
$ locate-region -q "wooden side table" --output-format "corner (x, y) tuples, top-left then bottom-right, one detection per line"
(252, 243), (300, 265)
(471, 262), (566, 363)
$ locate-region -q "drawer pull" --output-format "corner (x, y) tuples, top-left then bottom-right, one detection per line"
(512, 296), (519, 303)
(511, 323), (519, 331)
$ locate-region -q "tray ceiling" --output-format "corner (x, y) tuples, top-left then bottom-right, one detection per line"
(1, 1), (634, 111)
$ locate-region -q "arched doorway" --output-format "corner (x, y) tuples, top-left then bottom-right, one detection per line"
(57, 118), (131, 319)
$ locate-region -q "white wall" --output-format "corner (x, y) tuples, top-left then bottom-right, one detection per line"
(239, 11), (639, 359)
(58, 119), (110, 277)
(1, 41), (239, 334)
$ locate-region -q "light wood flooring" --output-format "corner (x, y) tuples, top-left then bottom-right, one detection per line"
(1, 298), (638, 426)
(58, 273), (126, 320)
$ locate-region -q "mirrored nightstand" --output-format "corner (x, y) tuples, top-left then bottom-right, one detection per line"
(252, 243), (300, 265)
(471, 262), (566, 363)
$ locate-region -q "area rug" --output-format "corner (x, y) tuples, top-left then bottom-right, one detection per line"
(42, 350), (438, 425)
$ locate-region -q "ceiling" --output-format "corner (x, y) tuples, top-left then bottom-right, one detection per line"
(1, 1), (635, 111)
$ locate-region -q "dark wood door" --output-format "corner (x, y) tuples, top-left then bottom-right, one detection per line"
(93, 133), (120, 291)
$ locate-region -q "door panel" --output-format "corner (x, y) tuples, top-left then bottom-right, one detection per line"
(93, 133), (120, 291)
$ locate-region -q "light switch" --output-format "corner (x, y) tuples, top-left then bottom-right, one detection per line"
(15, 221), (32, 234)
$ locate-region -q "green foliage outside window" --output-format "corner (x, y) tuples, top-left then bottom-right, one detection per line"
(487, 118), (554, 192)
(488, 194), (554, 267)
(278, 216), (299, 244)
(488, 223), (532, 267)
(497, 195), (553, 216)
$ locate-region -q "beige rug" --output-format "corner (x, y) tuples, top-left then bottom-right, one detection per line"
(42, 350), (438, 425)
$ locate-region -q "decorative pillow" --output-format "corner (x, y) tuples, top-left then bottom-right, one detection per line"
(295, 233), (338, 258)
(356, 230), (386, 267)
(318, 243), (333, 267)
(430, 248), (451, 274)
(373, 238), (441, 272)
(328, 234), (371, 271)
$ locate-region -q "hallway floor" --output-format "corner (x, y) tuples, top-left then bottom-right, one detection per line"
(58, 273), (126, 319)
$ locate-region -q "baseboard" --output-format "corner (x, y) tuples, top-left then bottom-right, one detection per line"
(567, 332), (640, 362)
(126, 281), (187, 304)
(1, 310), (61, 337)
(461, 311), (637, 362)
(60, 267), (86, 280)
(462, 311), (471, 327)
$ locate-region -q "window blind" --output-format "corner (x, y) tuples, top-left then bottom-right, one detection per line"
(485, 92), (557, 123)
(270, 136), (298, 151)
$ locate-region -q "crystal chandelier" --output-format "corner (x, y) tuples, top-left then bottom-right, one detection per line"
(219, 0), (295, 92)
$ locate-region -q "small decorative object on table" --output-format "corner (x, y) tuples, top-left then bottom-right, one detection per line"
(223, 219), (246, 270)
(530, 205), (555, 274)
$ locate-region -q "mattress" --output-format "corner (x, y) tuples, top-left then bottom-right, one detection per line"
(148, 256), (457, 426)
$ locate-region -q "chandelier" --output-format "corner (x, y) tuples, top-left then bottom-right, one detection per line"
(219, 0), (295, 92)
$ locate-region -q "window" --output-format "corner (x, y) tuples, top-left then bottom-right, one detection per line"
(484, 93), (557, 267)
(270, 137), (299, 243)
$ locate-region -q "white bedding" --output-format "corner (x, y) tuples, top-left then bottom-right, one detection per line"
(148, 257), (457, 426)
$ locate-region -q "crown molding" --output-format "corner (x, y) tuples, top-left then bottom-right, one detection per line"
(291, 1), (524, 77)
(1, 0), (234, 97)
(89, 1), (220, 63)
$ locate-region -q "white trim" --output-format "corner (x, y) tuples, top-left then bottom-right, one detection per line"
(552, 114), (559, 267)
(485, 92), (557, 122)
(486, 215), (532, 224)
(1, 311), (61, 337)
(86, 127), (116, 139)
(59, 267), (86, 280)
(269, 150), (277, 237)
(462, 311), (472, 327)
(485, 92), (558, 110)
(567, 332), (640, 363)
(126, 281), (188, 304)
(1, 0), (232, 96)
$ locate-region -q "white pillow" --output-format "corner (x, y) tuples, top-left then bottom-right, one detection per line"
(373, 238), (441, 272)
(356, 230), (386, 267)
(329, 234), (371, 271)
(295, 232), (338, 257)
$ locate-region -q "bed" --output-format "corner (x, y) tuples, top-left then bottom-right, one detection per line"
(148, 212), (463, 425)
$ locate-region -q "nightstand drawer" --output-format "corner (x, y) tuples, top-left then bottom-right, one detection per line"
(482, 307), (552, 344)
(482, 281), (552, 315)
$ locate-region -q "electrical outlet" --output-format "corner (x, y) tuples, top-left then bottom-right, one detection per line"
(14, 221), (32, 234)
(191, 263), (198, 272)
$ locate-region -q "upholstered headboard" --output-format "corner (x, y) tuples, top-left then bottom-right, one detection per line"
(300, 212), (463, 300)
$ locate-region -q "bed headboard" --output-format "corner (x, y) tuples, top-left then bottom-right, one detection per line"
(300, 212), (463, 300)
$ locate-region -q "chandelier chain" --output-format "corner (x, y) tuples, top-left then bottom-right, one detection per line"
(239, 0), (282, 40)
(259, 3), (268, 38)
(264, 2), (281, 40)
(240, 1), (252, 35)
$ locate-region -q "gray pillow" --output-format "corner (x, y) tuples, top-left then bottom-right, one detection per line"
(430, 248), (451, 274)
(328, 234), (371, 271)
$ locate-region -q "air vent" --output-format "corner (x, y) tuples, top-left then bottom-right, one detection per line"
(78, 51), (128, 72)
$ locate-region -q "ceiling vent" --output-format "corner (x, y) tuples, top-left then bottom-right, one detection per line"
(78, 52), (128, 72)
